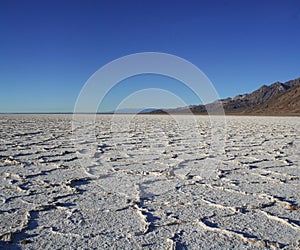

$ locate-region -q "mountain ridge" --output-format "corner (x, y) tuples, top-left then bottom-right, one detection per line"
(148, 77), (300, 115)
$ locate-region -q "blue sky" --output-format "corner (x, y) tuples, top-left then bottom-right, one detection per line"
(1, 0), (300, 112)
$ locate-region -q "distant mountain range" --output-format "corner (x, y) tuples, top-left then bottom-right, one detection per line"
(110, 108), (157, 114)
(148, 77), (300, 115)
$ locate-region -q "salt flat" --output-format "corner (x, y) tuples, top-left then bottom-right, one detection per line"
(0, 114), (299, 249)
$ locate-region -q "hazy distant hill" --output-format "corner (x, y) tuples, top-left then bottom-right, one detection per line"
(113, 108), (157, 114)
(149, 77), (300, 115)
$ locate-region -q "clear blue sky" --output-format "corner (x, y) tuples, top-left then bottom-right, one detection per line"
(1, 0), (300, 112)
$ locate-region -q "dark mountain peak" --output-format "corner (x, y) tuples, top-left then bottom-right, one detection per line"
(246, 83), (300, 115)
(285, 77), (300, 88)
(149, 77), (300, 115)
(224, 77), (300, 114)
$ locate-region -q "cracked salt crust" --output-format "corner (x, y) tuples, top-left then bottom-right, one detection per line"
(0, 114), (299, 249)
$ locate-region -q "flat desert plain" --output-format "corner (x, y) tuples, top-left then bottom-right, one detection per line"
(0, 114), (299, 249)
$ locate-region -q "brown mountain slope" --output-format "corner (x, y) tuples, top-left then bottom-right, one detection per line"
(217, 78), (300, 113)
(245, 84), (300, 115)
(149, 77), (300, 115)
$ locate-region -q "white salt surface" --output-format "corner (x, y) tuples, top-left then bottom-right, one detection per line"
(0, 114), (299, 249)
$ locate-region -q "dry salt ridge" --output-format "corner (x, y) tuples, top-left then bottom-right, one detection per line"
(0, 114), (299, 249)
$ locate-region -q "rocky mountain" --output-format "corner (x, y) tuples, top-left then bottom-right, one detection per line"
(245, 83), (300, 115)
(220, 78), (299, 113)
(149, 77), (300, 115)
